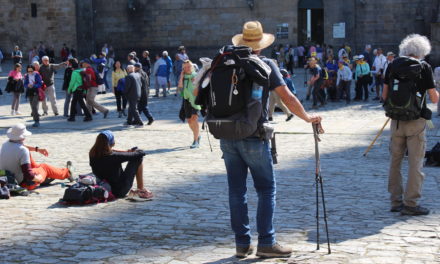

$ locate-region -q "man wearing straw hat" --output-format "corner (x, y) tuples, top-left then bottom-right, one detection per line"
(221, 21), (322, 258)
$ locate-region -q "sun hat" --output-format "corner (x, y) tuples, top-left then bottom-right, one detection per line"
(387, 51), (395, 56)
(353, 55), (360, 61)
(358, 54), (365, 59)
(232, 21), (275, 51)
(7, 124), (32, 141)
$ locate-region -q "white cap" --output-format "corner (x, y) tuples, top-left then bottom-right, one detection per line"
(162, 51), (168, 57)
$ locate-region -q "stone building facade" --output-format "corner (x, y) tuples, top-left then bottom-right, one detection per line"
(0, 0), (77, 62)
(1, 0), (440, 64)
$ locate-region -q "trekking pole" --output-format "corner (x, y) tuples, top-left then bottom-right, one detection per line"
(312, 123), (331, 254)
(271, 134), (278, 164)
(363, 117), (390, 157)
(304, 67), (308, 88)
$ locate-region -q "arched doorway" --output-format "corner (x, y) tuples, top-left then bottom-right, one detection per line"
(298, 0), (324, 45)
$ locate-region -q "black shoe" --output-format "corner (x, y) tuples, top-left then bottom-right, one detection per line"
(54, 113), (59, 116)
(390, 204), (404, 212)
(147, 118), (154, 125)
(401, 205), (430, 216)
(40, 178), (55, 186)
(83, 117), (93, 122)
(268, 117), (273, 121)
(103, 110), (109, 119)
(67, 118), (75, 122)
(364, 98), (368, 102)
(42, 112), (48, 116)
(285, 114), (294, 122)
(373, 97), (380, 101)
(153, 95), (159, 97)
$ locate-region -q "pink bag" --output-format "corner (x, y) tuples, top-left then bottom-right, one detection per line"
(38, 88), (45, 101)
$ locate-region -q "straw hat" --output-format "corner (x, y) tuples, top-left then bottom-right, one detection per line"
(6, 123), (32, 141)
(232, 21), (275, 51)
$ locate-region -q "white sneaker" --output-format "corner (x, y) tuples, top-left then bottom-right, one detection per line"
(15, 111), (21, 115)
(10, 110), (15, 115)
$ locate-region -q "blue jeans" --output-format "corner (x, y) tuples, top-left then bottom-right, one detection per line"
(220, 137), (276, 247)
(103, 69), (110, 90)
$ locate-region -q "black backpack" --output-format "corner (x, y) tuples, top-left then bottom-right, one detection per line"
(384, 57), (424, 121)
(196, 45), (271, 140)
(62, 183), (108, 204)
(425, 142), (440, 166)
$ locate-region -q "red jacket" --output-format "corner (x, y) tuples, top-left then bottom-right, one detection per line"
(85, 67), (97, 87)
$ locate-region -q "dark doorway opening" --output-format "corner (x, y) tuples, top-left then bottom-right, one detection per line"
(298, 0), (324, 45)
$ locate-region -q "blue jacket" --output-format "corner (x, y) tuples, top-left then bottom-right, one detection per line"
(24, 73), (43, 89)
(164, 56), (173, 75)
(92, 57), (107, 65)
(153, 58), (169, 77)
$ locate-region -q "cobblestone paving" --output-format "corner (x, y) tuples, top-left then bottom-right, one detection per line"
(0, 64), (439, 264)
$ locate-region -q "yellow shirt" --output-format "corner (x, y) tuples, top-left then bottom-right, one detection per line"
(112, 69), (127, 88)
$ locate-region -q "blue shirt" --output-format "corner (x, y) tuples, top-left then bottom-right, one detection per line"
(283, 77), (296, 95)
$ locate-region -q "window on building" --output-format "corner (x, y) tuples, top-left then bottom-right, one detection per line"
(31, 3), (37, 18)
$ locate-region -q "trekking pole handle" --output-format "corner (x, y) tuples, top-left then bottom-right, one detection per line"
(312, 123), (325, 142)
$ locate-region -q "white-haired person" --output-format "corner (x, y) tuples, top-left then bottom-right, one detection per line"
(39, 55), (67, 116)
(0, 124), (74, 190)
(383, 34), (439, 216)
(152, 51), (169, 97)
(163, 51), (173, 95)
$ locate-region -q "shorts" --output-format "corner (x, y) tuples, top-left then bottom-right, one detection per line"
(157, 76), (167, 87)
(183, 99), (198, 119)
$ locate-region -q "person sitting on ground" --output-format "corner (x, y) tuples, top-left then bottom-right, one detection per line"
(89, 130), (153, 200)
(0, 124), (74, 190)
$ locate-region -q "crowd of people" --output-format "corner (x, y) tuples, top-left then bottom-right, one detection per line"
(271, 42), (414, 110)
(0, 23), (440, 260)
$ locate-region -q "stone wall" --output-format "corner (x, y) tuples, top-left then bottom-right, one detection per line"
(0, 0), (77, 62)
(431, 23), (440, 66)
(91, 0), (300, 60)
(89, 0), (437, 61)
(324, 0), (435, 55)
(1, 0), (439, 65)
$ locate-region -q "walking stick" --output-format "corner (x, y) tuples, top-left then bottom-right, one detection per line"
(313, 123), (331, 254)
(271, 134), (278, 165)
(363, 117), (391, 157)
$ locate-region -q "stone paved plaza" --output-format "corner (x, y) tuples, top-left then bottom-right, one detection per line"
(0, 65), (439, 264)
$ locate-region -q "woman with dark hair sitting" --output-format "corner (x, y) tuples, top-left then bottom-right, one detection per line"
(89, 130), (153, 200)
